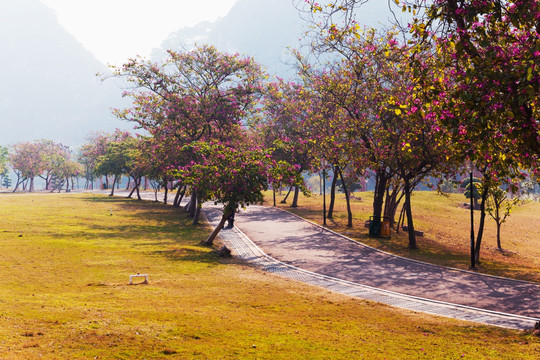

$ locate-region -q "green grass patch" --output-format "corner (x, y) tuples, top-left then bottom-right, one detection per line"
(0, 193), (537, 359)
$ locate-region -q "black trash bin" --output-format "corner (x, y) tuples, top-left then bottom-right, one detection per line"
(369, 216), (381, 237)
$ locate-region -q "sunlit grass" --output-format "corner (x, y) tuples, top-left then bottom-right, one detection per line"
(265, 190), (540, 282)
(0, 193), (537, 359)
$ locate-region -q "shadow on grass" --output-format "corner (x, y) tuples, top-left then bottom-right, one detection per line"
(151, 248), (217, 263)
(71, 195), (219, 266)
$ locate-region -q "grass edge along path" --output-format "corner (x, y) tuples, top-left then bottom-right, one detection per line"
(0, 193), (538, 359)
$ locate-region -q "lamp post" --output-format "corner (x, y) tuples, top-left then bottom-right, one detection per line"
(468, 161), (476, 269)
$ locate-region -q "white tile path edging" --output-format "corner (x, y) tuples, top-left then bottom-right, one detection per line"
(204, 209), (539, 331)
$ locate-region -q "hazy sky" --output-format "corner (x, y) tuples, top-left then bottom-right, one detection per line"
(40, 0), (238, 65)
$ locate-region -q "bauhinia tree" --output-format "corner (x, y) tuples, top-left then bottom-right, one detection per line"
(261, 79), (316, 208)
(267, 160), (305, 207)
(79, 131), (116, 190)
(173, 140), (270, 246)
(109, 45), (266, 223)
(9, 141), (44, 192)
(291, 48), (364, 227)
(94, 131), (137, 197)
(399, 0), (539, 261)
(306, 0), (539, 257)
(416, 0), (538, 174)
(37, 140), (71, 190)
(302, 26), (453, 247)
(52, 158), (83, 192)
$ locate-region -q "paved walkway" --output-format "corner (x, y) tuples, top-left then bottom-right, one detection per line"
(88, 191), (539, 329)
(203, 203), (539, 330)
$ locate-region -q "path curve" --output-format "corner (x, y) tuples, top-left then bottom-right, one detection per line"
(85, 191), (540, 329)
(230, 205), (539, 318)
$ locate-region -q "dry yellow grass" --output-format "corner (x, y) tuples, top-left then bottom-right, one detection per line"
(0, 193), (538, 359)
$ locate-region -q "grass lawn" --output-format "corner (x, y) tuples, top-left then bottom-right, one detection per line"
(265, 190), (540, 283)
(0, 193), (538, 359)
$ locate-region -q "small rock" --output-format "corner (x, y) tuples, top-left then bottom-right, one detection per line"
(532, 321), (540, 337)
(217, 246), (232, 258)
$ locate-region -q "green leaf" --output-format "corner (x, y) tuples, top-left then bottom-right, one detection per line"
(526, 67), (533, 82)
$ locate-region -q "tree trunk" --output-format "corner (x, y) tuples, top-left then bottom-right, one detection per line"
(496, 221), (502, 250)
(163, 179), (169, 205)
(193, 200), (202, 225)
(173, 186), (180, 207)
(338, 167), (353, 228)
(127, 179), (136, 198)
(291, 186), (300, 208)
(494, 204), (503, 250)
(127, 187), (135, 199)
(474, 186), (490, 263)
(403, 178), (417, 249)
(125, 177), (131, 190)
(135, 178), (142, 200)
(29, 177), (34, 192)
(42, 175), (50, 191)
(109, 175), (117, 196)
(177, 186), (187, 206)
(13, 173), (22, 192)
(281, 186), (293, 204)
(204, 209), (232, 246)
(383, 184), (392, 220)
(373, 170), (388, 220)
(189, 192), (197, 218)
(273, 189), (276, 207)
(384, 182), (403, 226)
(173, 185), (183, 207)
(327, 166), (338, 219)
(390, 193), (405, 227)
(396, 204), (406, 233)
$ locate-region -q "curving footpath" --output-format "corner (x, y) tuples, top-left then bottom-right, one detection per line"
(203, 203), (539, 330)
(90, 190), (538, 330)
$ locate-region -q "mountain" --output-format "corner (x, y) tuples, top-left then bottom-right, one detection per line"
(155, 0), (395, 78)
(0, 0), (128, 148)
(155, 0), (305, 77)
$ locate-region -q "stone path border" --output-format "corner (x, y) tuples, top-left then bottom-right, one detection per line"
(204, 209), (538, 330)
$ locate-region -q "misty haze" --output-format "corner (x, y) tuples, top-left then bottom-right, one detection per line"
(0, 0), (390, 147)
